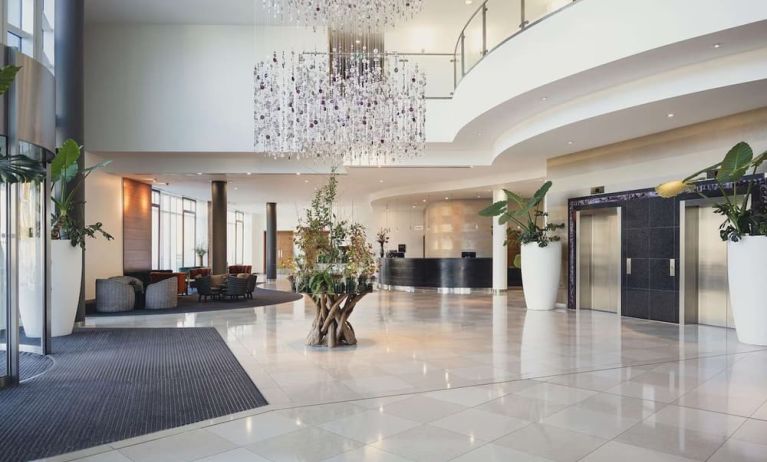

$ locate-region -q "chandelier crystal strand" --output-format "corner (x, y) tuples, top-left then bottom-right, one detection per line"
(262, 0), (424, 31)
(253, 45), (426, 166)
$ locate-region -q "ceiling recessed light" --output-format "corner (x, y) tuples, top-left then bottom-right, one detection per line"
(234, 187), (239, 191)
(246, 172), (252, 176)
(541, 96), (548, 101)
(465, 0), (473, 4)
(412, 205), (416, 208)
(567, 140), (574, 145)
(296, 172), (301, 176)
(379, 179), (384, 183)
(713, 43), (721, 49)
(196, 172), (202, 176)
(444, 196), (449, 200)
(422, 199), (427, 203)
(304, 179), (309, 183)
(667, 113), (675, 118)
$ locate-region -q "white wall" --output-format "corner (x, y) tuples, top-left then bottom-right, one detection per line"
(85, 24), (327, 152)
(83, 154), (124, 300)
(370, 204), (426, 258)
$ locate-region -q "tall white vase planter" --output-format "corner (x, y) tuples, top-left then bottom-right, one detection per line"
(50, 240), (82, 337)
(520, 241), (562, 311)
(727, 235), (767, 346)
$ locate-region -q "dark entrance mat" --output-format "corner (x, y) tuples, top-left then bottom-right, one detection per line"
(87, 287), (303, 317)
(0, 328), (268, 462)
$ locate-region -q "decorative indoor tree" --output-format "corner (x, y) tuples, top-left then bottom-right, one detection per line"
(292, 174), (375, 347)
(656, 141), (766, 345)
(480, 181), (565, 310)
(194, 244), (208, 267)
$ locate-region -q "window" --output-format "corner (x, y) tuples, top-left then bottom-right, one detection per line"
(6, 0), (35, 57)
(227, 211), (245, 265)
(150, 190), (207, 271)
(41, 0), (54, 70)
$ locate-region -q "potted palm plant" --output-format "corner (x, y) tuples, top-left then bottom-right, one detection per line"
(480, 181), (564, 310)
(47, 139), (113, 337)
(656, 141), (766, 345)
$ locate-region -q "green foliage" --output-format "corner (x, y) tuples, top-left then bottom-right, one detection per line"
(656, 141), (767, 242)
(293, 173), (376, 295)
(480, 181), (564, 247)
(50, 140), (114, 248)
(0, 65), (21, 95)
(0, 155), (45, 183)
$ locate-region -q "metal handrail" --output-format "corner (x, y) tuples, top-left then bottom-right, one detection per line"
(452, 0), (581, 90)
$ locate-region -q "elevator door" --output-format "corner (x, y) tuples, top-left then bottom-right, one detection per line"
(691, 204), (733, 327)
(578, 208), (621, 313)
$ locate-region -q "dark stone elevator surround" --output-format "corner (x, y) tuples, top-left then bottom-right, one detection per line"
(568, 175), (766, 323)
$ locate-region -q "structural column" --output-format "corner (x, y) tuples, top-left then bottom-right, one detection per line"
(265, 203), (277, 280)
(492, 188), (508, 293)
(210, 181), (228, 274)
(55, 0), (85, 322)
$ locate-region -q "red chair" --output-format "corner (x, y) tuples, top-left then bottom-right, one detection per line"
(228, 265), (252, 275)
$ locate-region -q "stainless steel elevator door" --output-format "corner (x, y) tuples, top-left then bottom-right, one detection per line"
(578, 208), (621, 313)
(697, 205), (733, 328)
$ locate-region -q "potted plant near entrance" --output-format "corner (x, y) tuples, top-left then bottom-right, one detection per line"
(656, 141), (767, 345)
(480, 181), (565, 310)
(47, 140), (113, 337)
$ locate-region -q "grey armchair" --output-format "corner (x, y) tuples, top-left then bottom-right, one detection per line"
(245, 274), (258, 299)
(96, 279), (136, 313)
(145, 277), (178, 310)
(222, 276), (249, 300)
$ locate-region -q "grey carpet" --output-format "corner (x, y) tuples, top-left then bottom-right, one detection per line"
(0, 351), (54, 381)
(0, 328), (268, 462)
(87, 287), (303, 317)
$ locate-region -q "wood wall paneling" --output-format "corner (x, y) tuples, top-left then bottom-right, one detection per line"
(122, 178), (152, 272)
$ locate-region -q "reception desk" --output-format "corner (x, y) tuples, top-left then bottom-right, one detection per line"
(379, 258), (521, 292)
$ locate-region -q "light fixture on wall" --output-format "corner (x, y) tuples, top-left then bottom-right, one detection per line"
(254, 33), (426, 166)
(261, 0), (424, 31)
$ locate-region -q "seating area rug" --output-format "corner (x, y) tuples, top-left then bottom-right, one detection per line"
(0, 328), (268, 462)
(87, 287), (303, 317)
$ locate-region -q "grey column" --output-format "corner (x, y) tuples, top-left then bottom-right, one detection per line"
(266, 203), (277, 280)
(210, 181), (228, 274)
(55, 0), (85, 322)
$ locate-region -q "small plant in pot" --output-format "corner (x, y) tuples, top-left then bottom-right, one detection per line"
(656, 141), (767, 345)
(376, 227), (390, 258)
(480, 181), (564, 310)
(48, 140), (113, 337)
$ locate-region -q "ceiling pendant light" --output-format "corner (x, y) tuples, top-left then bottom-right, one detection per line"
(253, 33), (426, 167)
(262, 0), (423, 31)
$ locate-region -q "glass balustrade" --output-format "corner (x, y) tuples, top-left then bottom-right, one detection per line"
(451, 0), (577, 89)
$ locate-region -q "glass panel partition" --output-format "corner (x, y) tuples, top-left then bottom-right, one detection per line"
(462, 8), (485, 75)
(1, 136), (8, 382)
(17, 143), (46, 355)
(486, 0), (523, 52)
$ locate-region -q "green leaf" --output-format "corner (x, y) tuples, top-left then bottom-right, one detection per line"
(0, 155), (45, 183)
(51, 139), (82, 184)
(504, 189), (527, 208)
(0, 65), (21, 96)
(526, 181), (553, 209)
(479, 200), (507, 217)
(513, 254), (521, 268)
(717, 142), (753, 184)
(752, 149), (767, 169)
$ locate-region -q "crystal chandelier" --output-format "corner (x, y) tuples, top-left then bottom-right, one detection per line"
(253, 39), (426, 166)
(262, 0), (424, 31)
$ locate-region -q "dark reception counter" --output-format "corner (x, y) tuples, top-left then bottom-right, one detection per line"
(378, 258), (521, 291)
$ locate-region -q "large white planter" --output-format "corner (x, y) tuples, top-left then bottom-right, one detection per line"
(728, 235), (767, 346)
(521, 241), (562, 311)
(51, 240), (82, 337)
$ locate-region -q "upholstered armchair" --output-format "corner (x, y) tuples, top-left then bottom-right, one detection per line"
(245, 274), (258, 299)
(228, 265), (252, 275)
(222, 276), (249, 300)
(95, 279), (136, 313)
(195, 276), (221, 302)
(145, 277), (178, 310)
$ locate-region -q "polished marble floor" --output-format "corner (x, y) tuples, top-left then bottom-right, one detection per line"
(48, 281), (767, 461)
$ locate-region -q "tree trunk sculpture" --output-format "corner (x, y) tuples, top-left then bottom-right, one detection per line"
(305, 292), (367, 347)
